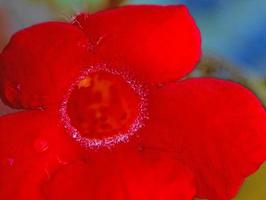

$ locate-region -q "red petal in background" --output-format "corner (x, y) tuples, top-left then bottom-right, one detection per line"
(0, 22), (89, 109)
(74, 5), (201, 83)
(139, 78), (266, 200)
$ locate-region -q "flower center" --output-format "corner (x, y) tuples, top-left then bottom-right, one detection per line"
(60, 67), (148, 149)
(67, 72), (139, 138)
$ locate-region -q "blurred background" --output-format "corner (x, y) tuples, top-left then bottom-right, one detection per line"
(0, 0), (265, 199)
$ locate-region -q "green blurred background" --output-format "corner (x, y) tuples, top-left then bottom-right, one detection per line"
(0, 0), (265, 199)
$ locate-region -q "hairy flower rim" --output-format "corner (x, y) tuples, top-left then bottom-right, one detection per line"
(59, 64), (149, 149)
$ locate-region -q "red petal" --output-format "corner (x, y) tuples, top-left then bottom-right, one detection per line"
(44, 150), (195, 200)
(0, 111), (196, 199)
(0, 111), (82, 199)
(73, 5), (201, 83)
(139, 78), (266, 200)
(0, 22), (89, 109)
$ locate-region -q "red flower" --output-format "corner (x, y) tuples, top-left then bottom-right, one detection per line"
(0, 5), (265, 200)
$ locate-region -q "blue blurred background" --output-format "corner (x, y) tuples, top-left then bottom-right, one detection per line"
(0, 0), (266, 199)
(178, 0), (266, 75)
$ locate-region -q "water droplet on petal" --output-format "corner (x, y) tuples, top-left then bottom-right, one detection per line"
(34, 138), (49, 153)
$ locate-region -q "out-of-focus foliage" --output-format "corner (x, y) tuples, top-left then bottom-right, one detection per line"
(235, 164), (266, 200)
(194, 56), (266, 105)
(31, 0), (126, 13)
(0, 1), (265, 199)
(0, 9), (8, 51)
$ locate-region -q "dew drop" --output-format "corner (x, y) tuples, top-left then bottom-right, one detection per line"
(34, 138), (49, 153)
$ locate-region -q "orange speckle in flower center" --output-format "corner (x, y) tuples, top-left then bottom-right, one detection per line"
(78, 77), (92, 88)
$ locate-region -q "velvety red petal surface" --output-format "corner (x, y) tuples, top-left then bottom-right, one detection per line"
(139, 78), (266, 200)
(0, 5), (201, 110)
(73, 5), (201, 83)
(45, 151), (195, 200)
(0, 111), (82, 200)
(0, 22), (89, 109)
(0, 111), (196, 200)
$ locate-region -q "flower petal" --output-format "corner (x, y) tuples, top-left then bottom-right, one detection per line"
(0, 22), (89, 109)
(44, 150), (196, 200)
(73, 5), (201, 83)
(0, 111), (196, 200)
(139, 78), (266, 200)
(0, 111), (82, 199)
